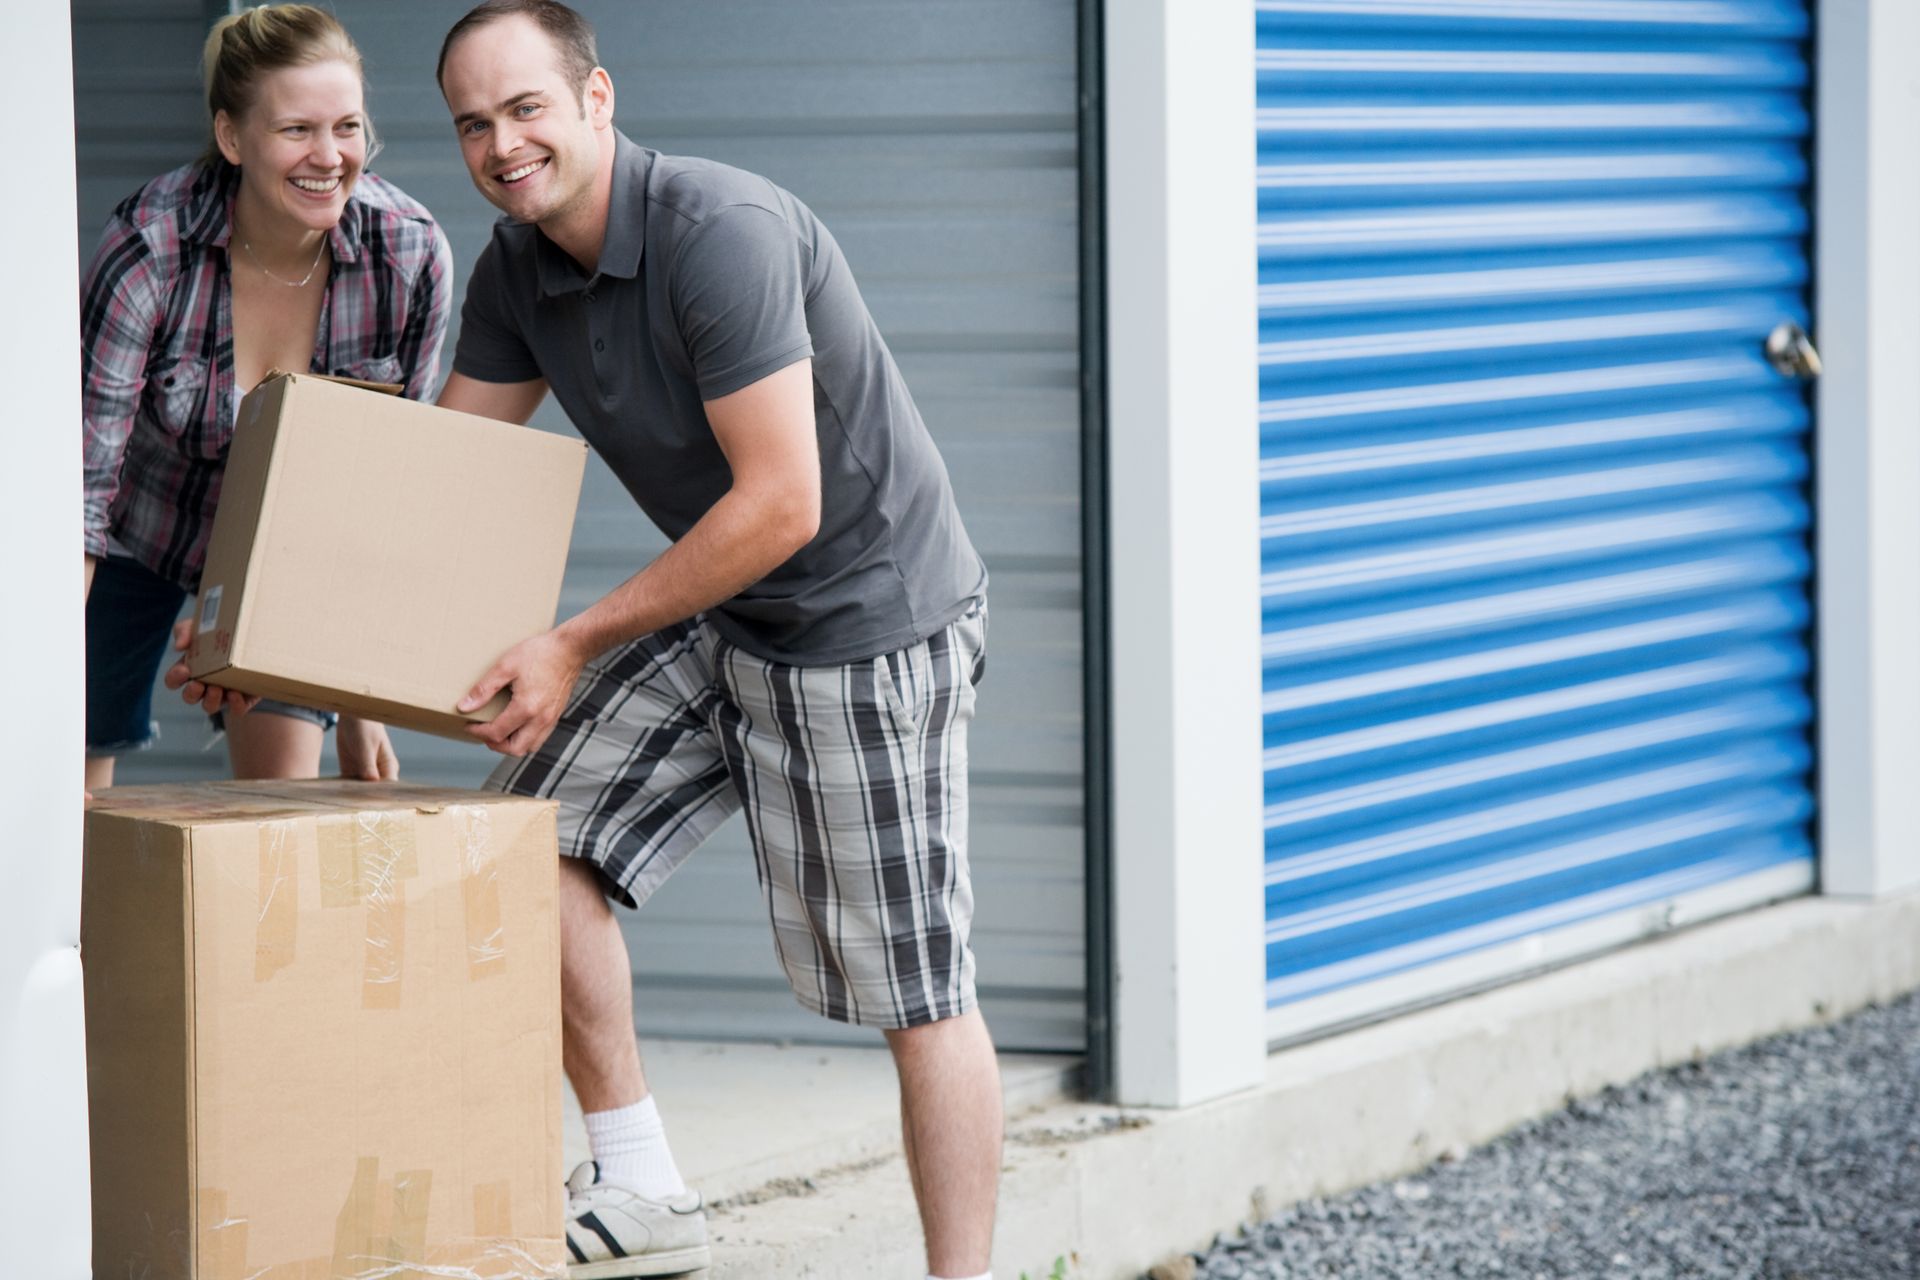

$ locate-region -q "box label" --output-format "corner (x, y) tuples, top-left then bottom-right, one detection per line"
(199, 585), (223, 633)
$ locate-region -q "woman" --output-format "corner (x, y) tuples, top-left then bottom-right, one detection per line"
(82, 4), (452, 790)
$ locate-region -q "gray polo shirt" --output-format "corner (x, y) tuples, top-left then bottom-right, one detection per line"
(454, 131), (985, 666)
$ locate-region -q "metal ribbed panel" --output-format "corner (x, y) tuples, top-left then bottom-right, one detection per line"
(1256, 0), (1815, 1032)
(89, 2), (1085, 1051)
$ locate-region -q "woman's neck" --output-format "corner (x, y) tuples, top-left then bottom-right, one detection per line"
(229, 181), (330, 276)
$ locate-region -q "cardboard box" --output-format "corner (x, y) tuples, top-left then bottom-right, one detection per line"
(186, 373), (587, 739)
(82, 781), (566, 1279)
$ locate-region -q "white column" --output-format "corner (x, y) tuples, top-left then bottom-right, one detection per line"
(0, 4), (89, 1275)
(1815, 0), (1920, 898)
(1104, 0), (1267, 1106)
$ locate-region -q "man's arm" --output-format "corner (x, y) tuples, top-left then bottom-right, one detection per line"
(438, 370), (549, 424)
(460, 358), (820, 757)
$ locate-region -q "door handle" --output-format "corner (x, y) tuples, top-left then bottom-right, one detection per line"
(1764, 321), (1822, 380)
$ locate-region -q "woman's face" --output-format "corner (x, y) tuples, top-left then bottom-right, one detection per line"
(215, 59), (367, 234)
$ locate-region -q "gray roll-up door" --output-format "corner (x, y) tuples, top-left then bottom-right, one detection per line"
(80, 1), (1086, 1051)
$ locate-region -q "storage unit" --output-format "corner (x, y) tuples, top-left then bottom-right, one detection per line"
(1254, 0), (1819, 1042)
(76, 0), (1088, 1051)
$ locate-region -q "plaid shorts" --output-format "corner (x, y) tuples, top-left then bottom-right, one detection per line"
(488, 604), (986, 1029)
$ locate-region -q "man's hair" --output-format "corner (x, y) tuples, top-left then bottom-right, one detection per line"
(437, 0), (599, 99)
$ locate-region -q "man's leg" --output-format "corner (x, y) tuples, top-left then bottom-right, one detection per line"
(886, 1010), (1002, 1277)
(711, 606), (995, 1270)
(560, 856), (649, 1112)
(559, 855), (700, 1209)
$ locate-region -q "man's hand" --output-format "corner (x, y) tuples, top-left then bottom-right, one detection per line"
(162, 618), (260, 715)
(337, 715), (400, 781)
(460, 628), (587, 758)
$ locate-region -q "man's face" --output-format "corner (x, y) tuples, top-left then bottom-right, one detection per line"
(441, 15), (602, 227)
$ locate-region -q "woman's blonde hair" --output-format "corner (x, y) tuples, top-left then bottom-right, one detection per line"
(201, 4), (377, 164)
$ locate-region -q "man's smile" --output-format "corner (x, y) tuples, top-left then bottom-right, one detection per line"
(496, 157), (549, 185)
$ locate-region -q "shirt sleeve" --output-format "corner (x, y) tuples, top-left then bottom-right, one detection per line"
(79, 216), (164, 558)
(452, 236), (544, 384)
(669, 203), (814, 402)
(396, 220), (455, 402)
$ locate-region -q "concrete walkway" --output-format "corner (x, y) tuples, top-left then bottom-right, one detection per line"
(560, 1038), (1079, 1206)
(578, 888), (1920, 1279)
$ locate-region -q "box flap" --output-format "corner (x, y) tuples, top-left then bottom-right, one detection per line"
(264, 367), (404, 396)
(90, 781), (557, 826)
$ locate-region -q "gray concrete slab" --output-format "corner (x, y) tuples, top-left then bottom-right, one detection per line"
(561, 1036), (1080, 1205)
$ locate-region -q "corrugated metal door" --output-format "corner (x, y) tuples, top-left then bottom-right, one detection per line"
(1255, 0), (1818, 1042)
(83, 0), (1087, 1051)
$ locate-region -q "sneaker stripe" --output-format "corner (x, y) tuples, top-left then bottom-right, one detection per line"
(576, 1209), (627, 1258)
(566, 1233), (589, 1264)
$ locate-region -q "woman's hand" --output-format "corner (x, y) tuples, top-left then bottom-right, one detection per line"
(163, 618), (260, 715)
(337, 714), (399, 781)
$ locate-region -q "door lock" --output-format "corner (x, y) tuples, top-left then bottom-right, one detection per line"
(1764, 321), (1822, 380)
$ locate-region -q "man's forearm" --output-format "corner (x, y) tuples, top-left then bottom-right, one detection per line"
(555, 487), (815, 663)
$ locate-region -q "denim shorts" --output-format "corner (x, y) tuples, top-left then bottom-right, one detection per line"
(85, 555), (337, 756)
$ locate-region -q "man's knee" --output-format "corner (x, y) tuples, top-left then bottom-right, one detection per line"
(884, 1007), (989, 1058)
(557, 855), (618, 921)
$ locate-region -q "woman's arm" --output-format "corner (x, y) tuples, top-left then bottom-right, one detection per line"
(396, 221), (456, 401)
(79, 216), (164, 558)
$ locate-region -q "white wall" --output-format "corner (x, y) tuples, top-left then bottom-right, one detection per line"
(1815, 0), (1920, 898)
(0, 4), (90, 1275)
(1104, 0), (1268, 1106)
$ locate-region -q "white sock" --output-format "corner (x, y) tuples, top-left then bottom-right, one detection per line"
(583, 1095), (687, 1199)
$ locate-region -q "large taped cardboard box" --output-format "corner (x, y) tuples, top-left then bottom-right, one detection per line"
(82, 781), (565, 1279)
(185, 372), (587, 739)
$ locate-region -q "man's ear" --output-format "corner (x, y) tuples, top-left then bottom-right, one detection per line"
(213, 109), (244, 167)
(585, 67), (615, 130)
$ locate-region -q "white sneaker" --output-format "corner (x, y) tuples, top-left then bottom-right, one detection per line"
(564, 1160), (711, 1278)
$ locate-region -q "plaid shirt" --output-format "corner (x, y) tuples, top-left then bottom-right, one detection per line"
(81, 161), (453, 587)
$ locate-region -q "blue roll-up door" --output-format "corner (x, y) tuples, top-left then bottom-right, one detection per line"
(1256, 0), (1817, 1042)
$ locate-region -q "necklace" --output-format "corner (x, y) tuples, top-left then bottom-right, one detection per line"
(240, 235), (329, 288)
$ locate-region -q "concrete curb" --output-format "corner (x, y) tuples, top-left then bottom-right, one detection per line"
(707, 889), (1920, 1278)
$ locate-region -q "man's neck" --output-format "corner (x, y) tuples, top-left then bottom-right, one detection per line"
(539, 131), (619, 275)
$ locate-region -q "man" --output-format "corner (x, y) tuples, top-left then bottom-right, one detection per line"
(435, 4), (1000, 1277)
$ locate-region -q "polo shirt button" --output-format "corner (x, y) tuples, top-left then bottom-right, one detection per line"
(584, 290), (595, 302)
(594, 339), (605, 352)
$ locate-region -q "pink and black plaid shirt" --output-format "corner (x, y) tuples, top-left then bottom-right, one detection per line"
(81, 160), (453, 587)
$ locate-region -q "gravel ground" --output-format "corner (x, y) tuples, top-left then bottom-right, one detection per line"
(1172, 992), (1920, 1280)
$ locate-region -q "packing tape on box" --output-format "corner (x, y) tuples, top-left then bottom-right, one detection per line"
(472, 1181), (513, 1238)
(329, 1157), (430, 1277)
(457, 806), (508, 982)
(388, 1168), (433, 1272)
(331, 1155), (381, 1275)
(329, 1157), (561, 1279)
(317, 811), (421, 1009)
(198, 1187), (250, 1280)
(256, 821), (299, 982)
(195, 1169), (561, 1280)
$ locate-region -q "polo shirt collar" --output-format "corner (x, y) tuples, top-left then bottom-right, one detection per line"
(535, 130), (650, 297)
